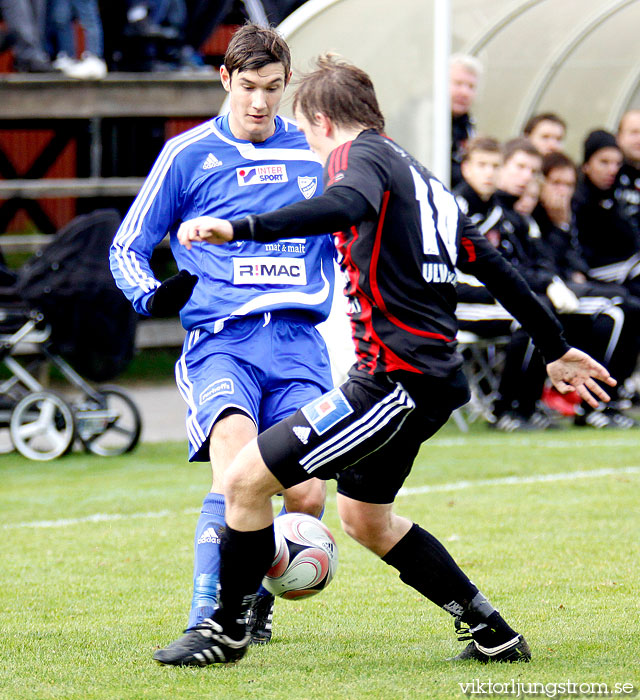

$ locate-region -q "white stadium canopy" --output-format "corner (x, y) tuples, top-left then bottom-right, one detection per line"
(273, 0), (640, 182)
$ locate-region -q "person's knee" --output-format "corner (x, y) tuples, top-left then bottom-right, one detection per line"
(221, 442), (285, 530)
(222, 441), (280, 506)
(209, 412), (257, 489)
(339, 510), (384, 550)
(223, 457), (258, 505)
(283, 480), (325, 517)
(210, 412), (255, 450)
(338, 498), (410, 556)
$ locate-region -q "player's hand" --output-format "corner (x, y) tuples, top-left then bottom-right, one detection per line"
(147, 270), (198, 317)
(546, 348), (616, 408)
(178, 216), (233, 250)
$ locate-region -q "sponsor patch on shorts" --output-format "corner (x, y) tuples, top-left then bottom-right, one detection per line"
(200, 378), (234, 404)
(302, 388), (353, 436)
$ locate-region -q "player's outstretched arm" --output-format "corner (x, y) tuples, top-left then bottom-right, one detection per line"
(178, 188), (371, 249)
(546, 348), (616, 408)
(178, 216), (233, 250)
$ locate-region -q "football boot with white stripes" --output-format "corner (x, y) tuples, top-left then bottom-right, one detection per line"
(450, 634), (531, 662)
(153, 617), (250, 666)
(449, 619), (531, 663)
(248, 593), (274, 645)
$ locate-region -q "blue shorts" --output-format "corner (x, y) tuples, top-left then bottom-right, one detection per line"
(175, 312), (334, 461)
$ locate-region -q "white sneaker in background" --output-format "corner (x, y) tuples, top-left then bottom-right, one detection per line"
(53, 52), (76, 73)
(64, 53), (108, 79)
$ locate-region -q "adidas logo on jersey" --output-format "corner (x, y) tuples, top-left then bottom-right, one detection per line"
(292, 426), (311, 444)
(197, 527), (221, 544)
(202, 153), (222, 170)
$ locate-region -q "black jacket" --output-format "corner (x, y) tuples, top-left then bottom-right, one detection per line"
(453, 181), (502, 303)
(450, 113), (475, 189)
(493, 190), (557, 294)
(572, 175), (640, 269)
(615, 161), (640, 233)
(532, 204), (590, 280)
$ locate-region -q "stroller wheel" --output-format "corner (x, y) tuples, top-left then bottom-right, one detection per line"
(10, 391), (76, 461)
(76, 386), (142, 456)
(0, 423), (14, 454)
(0, 388), (30, 454)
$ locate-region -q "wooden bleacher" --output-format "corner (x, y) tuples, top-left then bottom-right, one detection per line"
(0, 72), (226, 120)
(0, 73), (228, 348)
(0, 72), (226, 202)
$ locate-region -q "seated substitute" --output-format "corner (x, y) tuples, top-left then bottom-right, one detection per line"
(522, 112), (566, 157)
(495, 139), (630, 428)
(454, 136), (550, 431)
(534, 151), (640, 427)
(615, 109), (640, 233)
(573, 129), (640, 297)
(170, 54), (615, 667)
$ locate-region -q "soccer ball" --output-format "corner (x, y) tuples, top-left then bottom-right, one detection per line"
(262, 513), (338, 600)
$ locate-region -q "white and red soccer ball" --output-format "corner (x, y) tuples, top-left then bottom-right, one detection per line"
(262, 513), (339, 600)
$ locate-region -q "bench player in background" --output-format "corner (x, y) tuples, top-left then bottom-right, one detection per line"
(169, 54), (616, 667)
(110, 24), (339, 661)
(615, 109), (640, 232)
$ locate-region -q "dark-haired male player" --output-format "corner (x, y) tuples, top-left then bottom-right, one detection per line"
(110, 24), (338, 658)
(168, 54), (615, 667)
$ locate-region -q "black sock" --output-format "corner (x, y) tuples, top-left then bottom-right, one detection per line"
(458, 592), (518, 648)
(213, 523), (275, 639)
(382, 523), (480, 610)
(382, 523), (517, 647)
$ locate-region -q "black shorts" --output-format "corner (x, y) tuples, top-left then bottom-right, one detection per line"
(257, 367), (470, 504)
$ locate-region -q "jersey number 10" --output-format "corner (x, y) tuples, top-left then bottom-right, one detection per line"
(410, 166), (459, 276)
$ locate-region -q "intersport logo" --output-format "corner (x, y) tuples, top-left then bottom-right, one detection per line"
(232, 256), (307, 285)
(236, 164), (287, 186)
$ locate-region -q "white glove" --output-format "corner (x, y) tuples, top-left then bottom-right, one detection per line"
(546, 276), (580, 313)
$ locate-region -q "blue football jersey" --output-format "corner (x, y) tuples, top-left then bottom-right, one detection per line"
(110, 115), (336, 331)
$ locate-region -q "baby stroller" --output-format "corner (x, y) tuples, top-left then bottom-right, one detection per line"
(0, 210), (142, 461)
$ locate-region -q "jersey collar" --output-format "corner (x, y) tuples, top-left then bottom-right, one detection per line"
(217, 114), (283, 145)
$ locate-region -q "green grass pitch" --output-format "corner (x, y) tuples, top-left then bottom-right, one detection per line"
(1, 423), (638, 700)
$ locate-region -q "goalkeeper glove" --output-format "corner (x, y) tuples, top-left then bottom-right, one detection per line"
(147, 270), (198, 317)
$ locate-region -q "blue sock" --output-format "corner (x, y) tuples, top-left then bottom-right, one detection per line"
(255, 500), (326, 598)
(186, 492), (226, 629)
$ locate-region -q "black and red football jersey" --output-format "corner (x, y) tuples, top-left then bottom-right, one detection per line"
(324, 130), (567, 377)
(233, 129), (569, 378)
(325, 131), (462, 376)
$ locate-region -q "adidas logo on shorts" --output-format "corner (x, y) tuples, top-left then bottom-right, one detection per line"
(202, 153), (222, 170)
(292, 426), (311, 444)
(197, 526), (221, 544)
